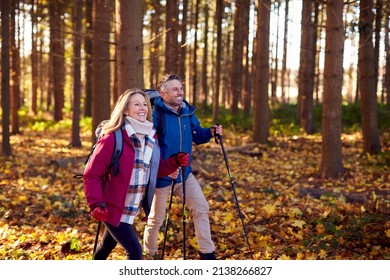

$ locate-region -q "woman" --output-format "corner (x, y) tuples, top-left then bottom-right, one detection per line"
(83, 88), (189, 260)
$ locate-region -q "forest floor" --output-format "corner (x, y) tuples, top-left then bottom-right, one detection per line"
(0, 127), (389, 260)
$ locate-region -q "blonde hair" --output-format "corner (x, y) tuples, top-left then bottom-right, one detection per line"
(101, 88), (153, 135)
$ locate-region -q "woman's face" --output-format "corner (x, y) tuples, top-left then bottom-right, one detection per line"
(125, 93), (148, 122)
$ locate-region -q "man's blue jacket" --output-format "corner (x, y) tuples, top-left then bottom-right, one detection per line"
(153, 96), (213, 188)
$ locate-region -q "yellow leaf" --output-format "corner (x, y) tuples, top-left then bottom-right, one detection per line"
(323, 209), (331, 218)
(385, 229), (390, 238)
(292, 219), (306, 229)
(18, 195), (28, 202)
(262, 204), (276, 218)
(319, 249), (327, 259)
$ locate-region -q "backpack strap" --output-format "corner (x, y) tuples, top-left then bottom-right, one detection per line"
(110, 126), (123, 176)
(154, 105), (165, 141)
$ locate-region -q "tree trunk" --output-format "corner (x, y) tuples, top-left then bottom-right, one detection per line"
(10, 0), (20, 135)
(201, 1), (209, 107)
(242, 0), (251, 116)
(71, 0), (82, 147)
(192, 0), (199, 107)
(298, 0), (315, 133)
(212, 0), (223, 122)
(319, 0), (344, 178)
(84, 0), (93, 117)
(374, 0), (382, 95)
(165, 0), (179, 74)
(116, 0), (144, 96)
(230, 0), (246, 114)
(281, 0), (289, 103)
(178, 0), (189, 82)
(253, 0), (270, 144)
(49, 0), (65, 121)
(385, 10), (390, 107)
(149, 0), (162, 88)
(92, 0), (111, 143)
(271, 0), (280, 104)
(30, 0), (38, 115)
(359, 0), (381, 154)
(1, 0), (12, 155)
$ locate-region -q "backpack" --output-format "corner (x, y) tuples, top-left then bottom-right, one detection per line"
(74, 89), (160, 180)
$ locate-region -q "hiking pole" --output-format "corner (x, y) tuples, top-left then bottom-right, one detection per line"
(161, 179), (176, 260)
(92, 221), (101, 257)
(214, 131), (253, 259)
(181, 167), (187, 260)
(92, 202), (105, 258)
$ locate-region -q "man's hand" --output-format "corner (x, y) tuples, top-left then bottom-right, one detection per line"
(211, 124), (223, 137)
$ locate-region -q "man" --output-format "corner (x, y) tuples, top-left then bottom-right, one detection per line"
(143, 74), (223, 260)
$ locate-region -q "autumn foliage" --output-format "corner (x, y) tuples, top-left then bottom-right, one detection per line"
(0, 125), (389, 260)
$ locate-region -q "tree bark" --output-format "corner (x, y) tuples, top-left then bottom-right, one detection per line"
(49, 0), (65, 121)
(84, 0), (93, 117)
(71, 0), (82, 147)
(298, 0), (315, 133)
(319, 0), (344, 178)
(30, 0), (38, 115)
(281, 0), (289, 103)
(92, 0), (111, 143)
(359, 0), (381, 154)
(1, 0), (12, 155)
(116, 0), (144, 96)
(230, 0), (246, 114)
(10, 0), (20, 135)
(253, 0), (270, 144)
(165, 0), (179, 74)
(212, 0), (223, 123)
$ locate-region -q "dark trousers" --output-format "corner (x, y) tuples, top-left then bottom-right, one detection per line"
(93, 222), (142, 260)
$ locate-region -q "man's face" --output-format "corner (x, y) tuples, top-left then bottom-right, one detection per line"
(161, 79), (184, 111)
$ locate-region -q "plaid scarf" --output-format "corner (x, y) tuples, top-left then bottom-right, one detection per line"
(120, 119), (156, 224)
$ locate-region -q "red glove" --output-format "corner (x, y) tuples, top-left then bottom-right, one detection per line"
(169, 152), (190, 167)
(91, 204), (109, 221)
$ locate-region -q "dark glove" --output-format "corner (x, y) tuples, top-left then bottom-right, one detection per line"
(169, 152), (190, 167)
(91, 203), (108, 221)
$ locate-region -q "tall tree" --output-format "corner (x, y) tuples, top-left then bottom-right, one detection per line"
(149, 0), (162, 88)
(374, 0), (382, 95)
(385, 7), (390, 106)
(319, 0), (344, 178)
(253, 0), (271, 144)
(178, 0), (189, 81)
(359, 0), (381, 154)
(84, 0), (93, 117)
(116, 0), (144, 96)
(165, 0), (179, 74)
(30, 0), (38, 115)
(298, 0), (316, 133)
(270, 0), (281, 104)
(192, 0), (200, 106)
(242, 0), (251, 116)
(71, 0), (82, 147)
(49, 0), (65, 121)
(10, 0), (20, 135)
(1, 0), (12, 156)
(201, 1), (209, 107)
(92, 0), (111, 142)
(230, 0), (247, 114)
(281, 0), (290, 103)
(212, 0), (223, 122)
